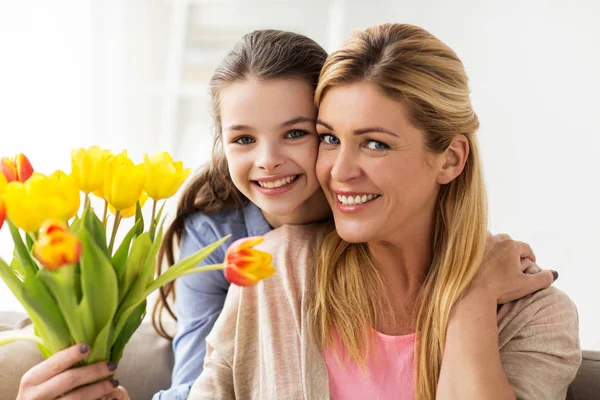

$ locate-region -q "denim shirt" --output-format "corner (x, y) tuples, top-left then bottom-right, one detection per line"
(152, 202), (271, 400)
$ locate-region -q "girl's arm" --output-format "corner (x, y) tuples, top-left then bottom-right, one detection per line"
(152, 220), (230, 400)
(437, 235), (564, 399)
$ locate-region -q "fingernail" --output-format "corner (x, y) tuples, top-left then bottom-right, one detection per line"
(79, 344), (89, 354)
(111, 379), (119, 388)
(107, 361), (118, 371)
(552, 270), (559, 281)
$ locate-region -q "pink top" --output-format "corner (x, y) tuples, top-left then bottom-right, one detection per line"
(324, 329), (416, 400)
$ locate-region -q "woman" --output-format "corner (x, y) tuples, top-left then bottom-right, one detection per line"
(190, 24), (581, 399)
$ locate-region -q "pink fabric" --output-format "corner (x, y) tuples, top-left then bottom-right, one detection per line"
(324, 329), (416, 400)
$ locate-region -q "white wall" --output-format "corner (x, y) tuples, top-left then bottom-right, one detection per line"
(0, 0), (598, 350)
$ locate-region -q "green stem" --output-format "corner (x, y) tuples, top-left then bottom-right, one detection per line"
(144, 263), (224, 299)
(102, 200), (108, 228)
(0, 334), (48, 350)
(151, 200), (157, 225)
(84, 194), (90, 210)
(107, 211), (121, 255)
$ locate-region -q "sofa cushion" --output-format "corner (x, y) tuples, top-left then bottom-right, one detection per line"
(567, 350), (600, 400)
(0, 312), (175, 400)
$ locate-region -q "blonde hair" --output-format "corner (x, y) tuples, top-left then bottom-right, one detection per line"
(309, 24), (488, 399)
(152, 30), (327, 339)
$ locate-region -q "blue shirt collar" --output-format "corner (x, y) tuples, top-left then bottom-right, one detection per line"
(242, 202), (272, 237)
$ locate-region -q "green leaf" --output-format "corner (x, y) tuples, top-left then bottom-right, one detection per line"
(9, 258), (25, 280)
(88, 318), (113, 363)
(82, 206), (109, 258)
(38, 267), (89, 346)
(76, 229), (118, 346)
(119, 233), (152, 303)
(110, 300), (146, 363)
(7, 220), (38, 278)
(1, 252), (73, 354)
(112, 230), (161, 340)
(25, 233), (35, 251)
(111, 218), (142, 282)
(145, 235), (230, 296)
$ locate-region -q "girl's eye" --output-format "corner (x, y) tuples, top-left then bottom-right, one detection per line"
(285, 129), (308, 139)
(234, 136), (255, 145)
(365, 140), (389, 151)
(319, 134), (340, 145)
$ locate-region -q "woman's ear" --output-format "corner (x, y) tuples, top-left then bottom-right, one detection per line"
(437, 135), (469, 184)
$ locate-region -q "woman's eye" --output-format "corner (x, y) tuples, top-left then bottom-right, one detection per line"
(319, 134), (340, 145)
(365, 140), (389, 151)
(285, 129), (308, 139)
(234, 136), (255, 145)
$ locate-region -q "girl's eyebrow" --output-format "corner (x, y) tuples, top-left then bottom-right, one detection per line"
(226, 116), (315, 133)
(279, 116), (315, 128)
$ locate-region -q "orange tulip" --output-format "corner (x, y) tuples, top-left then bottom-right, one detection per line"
(223, 237), (275, 286)
(33, 220), (82, 271)
(1, 153), (34, 183)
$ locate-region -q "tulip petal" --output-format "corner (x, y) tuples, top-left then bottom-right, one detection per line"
(15, 153), (34, 182)
(1, 157), (17, 182)
(0, 198), (5, 230)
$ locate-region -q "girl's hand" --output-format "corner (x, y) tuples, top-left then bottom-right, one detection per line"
(16, 343), (128, 400)
(470, 233), (557, 304)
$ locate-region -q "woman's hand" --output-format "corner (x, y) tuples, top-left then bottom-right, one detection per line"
(16, 343), (129, 400)
(470, 233), (557, 304)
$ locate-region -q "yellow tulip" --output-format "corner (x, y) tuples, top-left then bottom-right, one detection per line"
(143, 152), (191, 201)
(90, 148), (114, 199)
(33, 220), (82, 270)
(3, 172), (80, 232)
(71, 146), (111, 194)
(103, 151), (145, 211)
(109, 192), (148, 219)
(0, 172), (5, 229)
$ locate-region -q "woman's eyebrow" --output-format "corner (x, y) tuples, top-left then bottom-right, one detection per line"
(316, 119), (333, 130)
(317, 119), (399, 137)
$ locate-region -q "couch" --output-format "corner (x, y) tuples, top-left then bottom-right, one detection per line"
(1, 311), (598, 399)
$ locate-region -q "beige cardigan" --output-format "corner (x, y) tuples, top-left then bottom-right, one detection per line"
(189, 224), (582, 400)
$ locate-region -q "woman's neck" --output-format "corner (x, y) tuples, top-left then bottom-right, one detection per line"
(369, 219), (435, 334)
(261, 189), (332, 228)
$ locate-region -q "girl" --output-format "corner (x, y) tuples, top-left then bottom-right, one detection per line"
(190, 24), (581, 399)
(151, 29), (332, 399)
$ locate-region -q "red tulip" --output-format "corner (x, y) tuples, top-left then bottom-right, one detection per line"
(1, 153), (34, 183)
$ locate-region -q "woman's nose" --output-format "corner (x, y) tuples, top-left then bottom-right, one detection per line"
(330, 146), (362, 182)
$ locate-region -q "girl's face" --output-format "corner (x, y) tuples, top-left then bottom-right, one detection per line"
(316, 82), (445, 244)
(220, 78), (323, 225)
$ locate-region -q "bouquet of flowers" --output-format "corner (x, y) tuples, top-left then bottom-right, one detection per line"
(0, 148), (274, 365)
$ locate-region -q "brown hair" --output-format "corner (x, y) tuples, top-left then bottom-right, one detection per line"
(152, 30), (327, 339)
(310, 24), (487, 399)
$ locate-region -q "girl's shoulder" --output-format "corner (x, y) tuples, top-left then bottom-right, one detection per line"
(184, 203), (270, 240)
(258, 223), (329, 282)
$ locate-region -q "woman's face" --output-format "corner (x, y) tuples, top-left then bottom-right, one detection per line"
(220, 78), (322, 221)
(316, 82), (444, 244)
